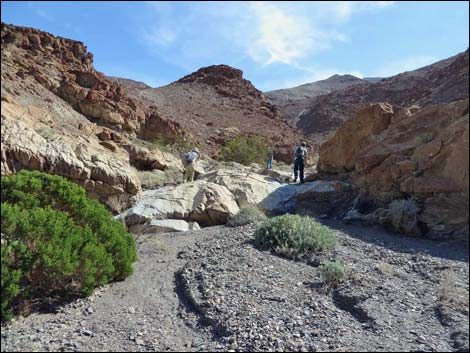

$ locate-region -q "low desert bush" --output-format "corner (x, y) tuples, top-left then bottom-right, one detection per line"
(1, 170), (136, 322)
(320, 260), (346, 288)
(388, 198), (418, 234)
(220, 134), (268, 166)
(227, 205), (267, 227)
(254, 214), (336, 258)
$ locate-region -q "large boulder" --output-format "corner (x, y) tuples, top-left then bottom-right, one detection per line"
(343, 198), (421, 235)
(200, 169), (282, 207)
(315, 100), (469, 239)
(120, 180), (239, 228)
(260, 180), (357, 217)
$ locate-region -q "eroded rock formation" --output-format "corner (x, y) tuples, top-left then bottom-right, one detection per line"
(314, 100), (469, 239)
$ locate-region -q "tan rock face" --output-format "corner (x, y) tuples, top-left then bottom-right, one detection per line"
(1, 97), (141, 213)
(56, 70), (146, 132)
(318, 103), (394, 173)
(120, 180), (240, 227)
(200, 169), (283, 207)
(316, 99), (469, 239)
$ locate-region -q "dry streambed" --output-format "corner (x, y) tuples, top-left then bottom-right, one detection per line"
(2, 224), (469, 352)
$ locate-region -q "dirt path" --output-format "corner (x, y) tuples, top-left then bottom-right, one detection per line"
(2, 223), (469, 352)
(1, 230), (224, 352)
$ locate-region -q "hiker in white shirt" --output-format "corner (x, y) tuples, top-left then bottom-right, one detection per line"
(183, 147), (200, 183)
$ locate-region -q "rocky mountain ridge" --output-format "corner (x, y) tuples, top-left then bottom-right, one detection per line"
(111, 64), (304, 163)
(265, 74), (369, 125)
(1, 22), (186, 211)
(296, 50), (469, 136)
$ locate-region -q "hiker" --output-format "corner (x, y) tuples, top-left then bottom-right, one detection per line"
(293, 141), (308, 184)
(266, 147), (274, 170)
(183, 147), (200, 183)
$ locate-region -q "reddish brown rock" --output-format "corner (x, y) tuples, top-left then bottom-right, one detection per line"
(97, 129), (112, 141)
(110, 65), (305, 163)
(315, 99), (469, 239)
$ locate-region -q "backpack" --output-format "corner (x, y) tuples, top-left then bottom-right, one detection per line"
(185, 151), (197, 164)
(294, 146), (306, 160)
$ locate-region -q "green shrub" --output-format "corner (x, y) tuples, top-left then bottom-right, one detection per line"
(1, 170), (136, 322)
(1, 243), (21, 322)
(220, 134), (268, 166)
(320, 260), (346, 288)
(227, 205), (267, 227)
(254, 214), (336, 258)
(142, 134), (194, 154)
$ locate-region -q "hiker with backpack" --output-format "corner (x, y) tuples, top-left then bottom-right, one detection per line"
(293, 141), (308, 184)
(183, 147), (200, 183)
(266, 147), (274, 170)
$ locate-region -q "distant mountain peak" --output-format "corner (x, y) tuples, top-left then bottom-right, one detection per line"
(176, 64), (243, 85)
(325, 74), (363, 82)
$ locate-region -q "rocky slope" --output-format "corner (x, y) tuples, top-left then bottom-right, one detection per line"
(297, 50), (469, 136)
(110, 65), (305, 163)
(2, 224), (468, 352)
(1, 22), (187, 211)
(311, 99), (469, 240)
(265, 74), (368, 126)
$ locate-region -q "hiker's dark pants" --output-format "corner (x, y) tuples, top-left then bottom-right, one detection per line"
(294, 158), (305, 183)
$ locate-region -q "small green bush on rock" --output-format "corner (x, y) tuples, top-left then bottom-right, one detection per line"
(227, 205), (267, 227)
(254, 214), (336, 258)
(1, 170), (136, 322)
(320, 260), (346, 288)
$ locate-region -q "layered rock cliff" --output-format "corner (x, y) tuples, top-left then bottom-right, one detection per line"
(314, 100), (469, 239)
(1, 23), (182, 211)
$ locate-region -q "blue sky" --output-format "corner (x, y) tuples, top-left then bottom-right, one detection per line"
(2, 1), (469, 91)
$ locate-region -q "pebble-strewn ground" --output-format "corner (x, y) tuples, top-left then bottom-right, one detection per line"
(2, 222), (469, 352)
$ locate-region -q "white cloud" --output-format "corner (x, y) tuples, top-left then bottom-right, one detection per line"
(371, 55), (438, 77)
(139, 1), (394, 69)
(245, 2), (339, 65)
(136, 1), (394, 88)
